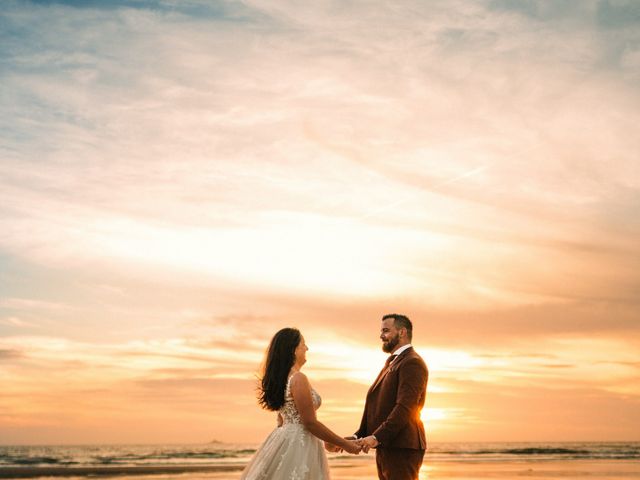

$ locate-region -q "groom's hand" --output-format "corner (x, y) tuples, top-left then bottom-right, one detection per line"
(359, 435), (379, 453)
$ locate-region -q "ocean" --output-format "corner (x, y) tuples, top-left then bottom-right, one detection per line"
(1, 441), (639, 479)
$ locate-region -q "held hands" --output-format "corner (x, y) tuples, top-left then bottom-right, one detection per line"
(357, 435), (379, 454)
(342, 439), (362, 455)
(323, 435), (379, 455)
(324, 436), (363, 455)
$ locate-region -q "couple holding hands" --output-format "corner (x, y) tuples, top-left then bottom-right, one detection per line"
(241, 314), (429, 480)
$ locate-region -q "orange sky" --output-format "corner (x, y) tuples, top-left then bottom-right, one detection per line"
(1, 0), (639, 445)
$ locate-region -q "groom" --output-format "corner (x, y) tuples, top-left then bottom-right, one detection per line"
(355, 313), (428, 480)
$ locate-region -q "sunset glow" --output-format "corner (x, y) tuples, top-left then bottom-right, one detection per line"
(1, 0), (639, 446)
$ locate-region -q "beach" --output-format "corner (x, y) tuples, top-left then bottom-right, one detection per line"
(2, 458), (640, 480)
(2, 443), (639, 480)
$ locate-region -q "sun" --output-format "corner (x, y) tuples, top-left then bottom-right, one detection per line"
(420, 407), (446, 425)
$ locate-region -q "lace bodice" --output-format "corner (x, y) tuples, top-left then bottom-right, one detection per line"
(279, 374), (321, 425)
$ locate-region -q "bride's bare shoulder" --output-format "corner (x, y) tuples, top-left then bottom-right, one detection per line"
(289, 371), (310, 387)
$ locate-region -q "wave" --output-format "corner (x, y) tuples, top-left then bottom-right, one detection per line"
(480, 448), (592, 455)
(94, 453), (228, 463)
(1, 443), (638, 469)
(431, 445), (640, 460)
(0, 456), (64, 465)
(0, 449), (257, 467)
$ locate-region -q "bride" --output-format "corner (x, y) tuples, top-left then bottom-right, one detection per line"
(241, 327), (361, 479)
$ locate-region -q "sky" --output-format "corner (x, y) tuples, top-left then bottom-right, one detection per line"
(1, 0), (639, 445)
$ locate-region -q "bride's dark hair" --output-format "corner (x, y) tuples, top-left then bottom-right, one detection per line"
(258, 327), (301, 411)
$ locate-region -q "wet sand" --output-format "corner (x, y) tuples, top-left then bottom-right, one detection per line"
(0, 465), (245, 478)
(2, 458), (640, 479)
(334, 459), (640, 480)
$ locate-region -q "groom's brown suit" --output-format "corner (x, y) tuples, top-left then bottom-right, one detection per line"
(355, 347), (428, 480)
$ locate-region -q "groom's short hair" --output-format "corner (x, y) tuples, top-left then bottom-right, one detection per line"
(382, 313), (413, 341)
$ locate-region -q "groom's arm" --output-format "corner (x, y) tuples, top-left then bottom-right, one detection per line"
(372, 358), (428, 445)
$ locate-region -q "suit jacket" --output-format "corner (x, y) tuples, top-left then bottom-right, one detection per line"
(355, 347), (428, 450)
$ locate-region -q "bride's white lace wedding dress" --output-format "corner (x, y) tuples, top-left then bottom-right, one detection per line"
(241, 375), (330, 480)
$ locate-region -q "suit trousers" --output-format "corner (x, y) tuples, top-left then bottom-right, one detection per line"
(375, 447), (425, 480)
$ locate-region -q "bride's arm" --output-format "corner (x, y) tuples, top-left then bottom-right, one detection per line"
(289, 372), (360, 454)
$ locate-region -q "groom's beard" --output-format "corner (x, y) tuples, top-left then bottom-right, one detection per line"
(382, 334), (399, 353)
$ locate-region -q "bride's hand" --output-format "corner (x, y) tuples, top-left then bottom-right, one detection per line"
(324, 441), (342, 453)
(342, 440), (362, 455)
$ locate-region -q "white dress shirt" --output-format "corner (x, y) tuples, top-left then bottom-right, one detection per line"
(391, 343), (413, 358)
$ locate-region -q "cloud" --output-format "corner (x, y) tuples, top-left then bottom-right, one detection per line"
(1, 0), (639, 443)
(0, 298), (72, 312)
(1, 326), (638, 443)
(430, 378), (640, 441)
(0, 316), (36, 328)
(0, 348), (23, 360)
